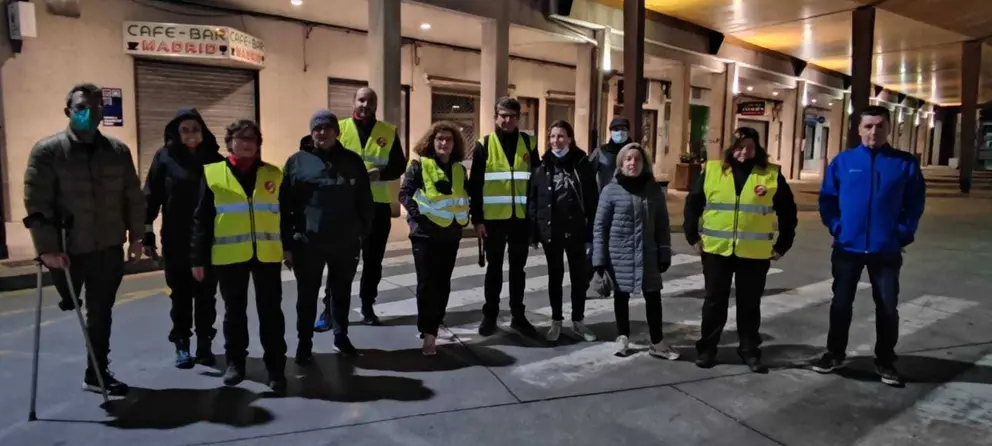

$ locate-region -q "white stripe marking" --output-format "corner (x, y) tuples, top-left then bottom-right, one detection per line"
(360, 254), (700, 318)
(849, 295), (978, 356)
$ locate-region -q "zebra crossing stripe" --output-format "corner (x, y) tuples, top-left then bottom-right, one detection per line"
(848, 295), (978, 356)
(354, 254), (701, 318)
(852, 351), (992, 444)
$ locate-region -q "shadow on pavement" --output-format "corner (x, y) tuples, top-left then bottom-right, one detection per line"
(100, 386), (273, 429)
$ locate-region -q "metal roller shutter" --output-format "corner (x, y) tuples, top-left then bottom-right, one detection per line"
(135, 59), (257, 181)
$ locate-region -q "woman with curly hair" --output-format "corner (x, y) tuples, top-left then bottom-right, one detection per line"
(399, 121), (470, 355)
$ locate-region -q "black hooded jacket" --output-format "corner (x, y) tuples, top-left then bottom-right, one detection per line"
(589, 137), (632, 191)
(528, 148), (599, 244)
(143, 108), (224, 255)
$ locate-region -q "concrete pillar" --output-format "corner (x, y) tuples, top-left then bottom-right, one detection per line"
(623, 0), (646, 144)
(847, 6), (875, 149)
(669, 63), (692, 160)
(840, 91), (851, 153)
(594, 29), (609, 146)
(789, 80), (808, 179)
(721, 62), (738, 157)
(479, 6), (510, 136)
(959, 40), (981, 193)
(575, 36), (603, 151)
(368, 0), (402, 125)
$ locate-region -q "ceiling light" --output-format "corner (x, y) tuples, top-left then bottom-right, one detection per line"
(746, 86), (754, 91)
(291, 0), (303, 5)
(828, 102), (833, 106)
(811, 99), (817, 103)
(420, 22), (432, 30)
(772, 91), (779, 96)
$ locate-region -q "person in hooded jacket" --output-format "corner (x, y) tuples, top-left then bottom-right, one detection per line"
(144, 108), (224, 369)
(682, 127), (798, 373)
(588, 117), (632, 191)
(528, 120), (599, 343)
(399, 121), (469, 356)
(592, 143), (680, 359)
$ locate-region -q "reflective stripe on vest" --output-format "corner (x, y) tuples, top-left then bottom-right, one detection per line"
(338, 118), (397, 204)
(480, 133), (531, 220)
(414, 157), (469, 227)
(700, 160), (779, 259)
(204, 161), (284, 265)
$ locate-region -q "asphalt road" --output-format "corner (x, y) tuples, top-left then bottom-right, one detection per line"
(0, 205), (991, 446)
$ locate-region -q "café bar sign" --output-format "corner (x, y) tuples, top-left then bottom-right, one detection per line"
(123, 21), (265, 67)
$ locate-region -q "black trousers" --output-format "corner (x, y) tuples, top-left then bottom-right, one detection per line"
(481, 219), (530, 320)
(412, 238), (460, 336)
(827, 248), (902, 363)
(163, 251), (217, 343)
(615, 290), (664, 344)
(357, 203), (392, 308)
(51, 246), (124, 371)
(297, 245), (360, 340)
(216, 260), (286, 374)
(542, 236), (588, 321)
(696, 253), (771, 357)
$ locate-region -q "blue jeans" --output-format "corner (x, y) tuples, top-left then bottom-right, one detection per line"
(826, 247), (902, 363)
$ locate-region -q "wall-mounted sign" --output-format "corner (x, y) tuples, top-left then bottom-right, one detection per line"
(737, 101), (765, 116)
(102, 88), (123, 127)
(122, 21), (265, 67)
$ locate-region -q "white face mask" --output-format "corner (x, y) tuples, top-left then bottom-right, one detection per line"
(611, 130), (628, 144)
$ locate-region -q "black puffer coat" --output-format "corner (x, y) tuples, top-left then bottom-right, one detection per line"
(527, 148), (599, 244)
(143, 108), (223, 256)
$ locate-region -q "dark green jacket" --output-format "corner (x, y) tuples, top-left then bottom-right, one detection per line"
(24, 129), (145, 255)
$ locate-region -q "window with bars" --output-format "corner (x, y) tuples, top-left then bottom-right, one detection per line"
(327, 78), (410, 156)
(546, 100), (574, 128)
(431, 90), (481, 151)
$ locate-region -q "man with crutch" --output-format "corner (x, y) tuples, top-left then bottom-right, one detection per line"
(24, 83), (145, 400)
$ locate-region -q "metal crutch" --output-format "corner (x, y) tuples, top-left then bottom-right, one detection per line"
(25, 214), (109, 422)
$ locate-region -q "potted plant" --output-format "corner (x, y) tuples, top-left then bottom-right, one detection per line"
(673, 151), (703, 191)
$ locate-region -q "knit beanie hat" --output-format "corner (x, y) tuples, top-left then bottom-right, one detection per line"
(310, 109), (339, 132)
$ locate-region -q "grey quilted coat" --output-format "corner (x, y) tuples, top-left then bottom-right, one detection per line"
(592, 171), (672, 294)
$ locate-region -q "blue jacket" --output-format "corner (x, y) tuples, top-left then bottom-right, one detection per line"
(819, 144), (926, 254)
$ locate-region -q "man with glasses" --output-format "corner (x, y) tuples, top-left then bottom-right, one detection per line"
(24, 83), (145, 395)
(467, 96), (541, 337)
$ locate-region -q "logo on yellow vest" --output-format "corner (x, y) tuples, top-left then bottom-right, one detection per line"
(264, 181), (276, 194)
(376, 136), (387, 147)
(753, 185), (767, 197)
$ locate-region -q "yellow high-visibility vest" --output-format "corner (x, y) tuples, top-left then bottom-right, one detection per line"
(700, 160), (778, 259)
(203, 161), (284, 265)
(413, 157), (469, 227)
(338, 118), (396, 204)
(479, 133), (531, 220)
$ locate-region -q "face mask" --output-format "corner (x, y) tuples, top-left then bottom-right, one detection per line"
(70, 109), (94, 132)
(611, 130), (628, 144)
(552, 146), (569, 158)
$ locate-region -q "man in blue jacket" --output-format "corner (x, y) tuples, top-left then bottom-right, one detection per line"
(812, 105), (926, 386)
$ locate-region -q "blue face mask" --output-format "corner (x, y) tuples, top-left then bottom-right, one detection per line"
(552, 147), (569, 158)
(611, 130), (628, 144)
(69, 108), (94, 132)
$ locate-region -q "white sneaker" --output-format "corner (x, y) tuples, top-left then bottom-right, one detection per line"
(546, 321), (562, 342)
(615, 335), (630, 356)
(570, 321), (597, 342)
(649, 340), (680, 360)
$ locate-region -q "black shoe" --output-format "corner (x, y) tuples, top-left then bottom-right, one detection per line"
(268, 377), (288, 394)
(58, 297), (83, 312)
(83, 368), (129, 396)
(334, 335), (359, 357)
(876, 361), (904, 387)
(223, 363), (245, 386)
(195, 337), (215, 367)
(295, 344), (314, 366)
(361, 306), (382, 326)
(695, 350), (717, 369)
(510, 317), (539, 338)
(811, 352), (846, 374)
(741, 355), (769, 374)
(478, 317), (498, 337)
(174, 338), (194, 369)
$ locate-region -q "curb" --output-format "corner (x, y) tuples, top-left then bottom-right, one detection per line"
(0, 258), (163, 292)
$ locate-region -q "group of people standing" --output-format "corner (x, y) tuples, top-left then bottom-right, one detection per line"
(23, 82), (925, 399)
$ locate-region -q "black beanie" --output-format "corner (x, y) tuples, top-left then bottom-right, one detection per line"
(310, 109), (338, 132)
